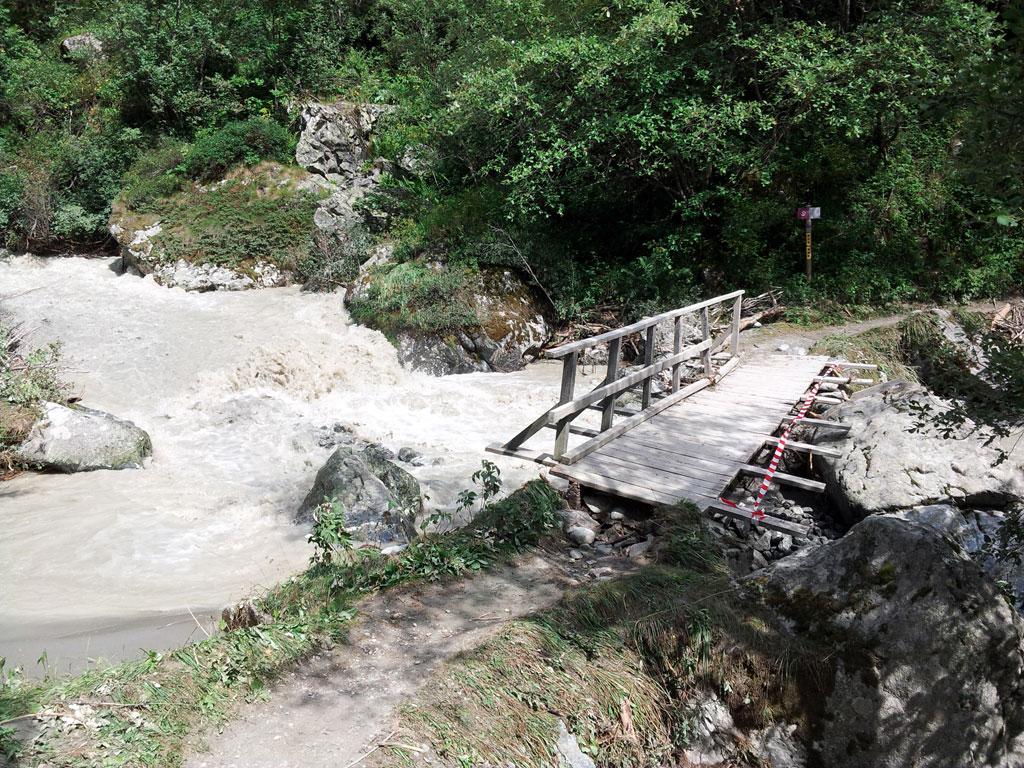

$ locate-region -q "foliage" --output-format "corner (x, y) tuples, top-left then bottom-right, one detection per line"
(142, 167), (320, 271)
(296, 227), (372, 291)
(454, 458), (502, 517)
(184, 118), (294, 181)
(0, 317), (65, 409)
(118, 138), (189, 211)
(347, 259), (477, 336)
(308, 496), (354, 568)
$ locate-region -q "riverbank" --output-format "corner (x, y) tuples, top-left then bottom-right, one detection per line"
(0, 254), (597, 675)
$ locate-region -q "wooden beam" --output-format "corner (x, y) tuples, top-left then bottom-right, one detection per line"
(704, 501), (810, 537)
(785, 417), (851, 432)
(546, 338), (713, 425)
(545, 290), (744, 359)
(600, 337), (621, 431)
(761, 436), (842, 459)
(641, 325), (656, 409)
(737, 464), (826, 492)
(553, 352), (578, 460)
(485, 443), (556, 466)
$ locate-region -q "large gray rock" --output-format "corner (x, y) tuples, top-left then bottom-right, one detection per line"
(813, 381), (1024, 520)
(15, 402), (151, 472)
(756, 515), (1024, 768)
(60, 33), (103, 61)
(297, 445), (421, 546)
(886, 504), (1024, 609)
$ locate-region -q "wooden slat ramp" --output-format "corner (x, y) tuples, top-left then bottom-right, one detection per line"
(548, 354), (831, 536)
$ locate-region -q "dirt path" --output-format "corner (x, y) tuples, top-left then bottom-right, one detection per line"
(184, 550), (634, 768)
(741, 299), (1004, 364)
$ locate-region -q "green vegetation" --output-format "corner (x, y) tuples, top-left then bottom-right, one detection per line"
(377, 506), (827, 767)
(0, 479), (563, 766)
(1, 0), (1021, 313)
(0, 315), (65, 464)
(347, 261), (478, 336)
(125, 165), (321, 273)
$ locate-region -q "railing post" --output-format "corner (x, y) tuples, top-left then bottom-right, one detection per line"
(600, 337), (621, 431)
(671, 316), (682, 393)
(731, 295), (742, 358)
(701, 306), (712, 377)
(641, 324), (656, 409)
(553, 351), (578, 460)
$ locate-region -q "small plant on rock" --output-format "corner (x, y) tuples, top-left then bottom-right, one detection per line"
(308, 496), (353, 568)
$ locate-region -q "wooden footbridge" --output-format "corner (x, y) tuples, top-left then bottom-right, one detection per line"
(487, 290), (875, 536)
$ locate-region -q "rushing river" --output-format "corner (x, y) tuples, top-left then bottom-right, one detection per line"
(0, 254), (583, 675)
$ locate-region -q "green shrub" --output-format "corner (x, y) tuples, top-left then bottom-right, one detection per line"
(120, 139), (188, 211)
(147, 170), (320, 270)
(296, 228), (372, 292)
(347, 260), (477, 336)
(184, 118), (293, 181)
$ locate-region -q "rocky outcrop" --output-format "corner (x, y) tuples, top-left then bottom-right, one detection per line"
(812, 381), (1024, 520)
(387, 267), (550, 376)
(296, 101), (391, 240)
(109, 164), (312, 291)
(60, 33), (103, 61)
(297, 444), (422, 546)
(755, 514), (1024, 768)
(14, 402), (151, 472)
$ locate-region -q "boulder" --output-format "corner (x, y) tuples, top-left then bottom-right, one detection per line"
(812, 381), (1024, 520)
(108, 164), (309, 291)
(885, 504), (1024, 610)
(60, 33), (103, 61)
(297, 444), (422, 546)
(554, 720), (596, 768)
(755, 515), (1024, 768)
(14, 402), (151, 472)
(386, 268), (550, 375)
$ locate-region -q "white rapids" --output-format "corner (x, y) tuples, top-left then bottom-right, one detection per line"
(0, 255), (585, 674)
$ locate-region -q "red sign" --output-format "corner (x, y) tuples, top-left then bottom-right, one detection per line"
(795, 206), (821, 220)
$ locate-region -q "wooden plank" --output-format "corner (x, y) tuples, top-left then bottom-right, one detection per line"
(598, 443), (744, 480)
(549, 466), (681, 507)
(731, 295), (742, 357)
(787, 417), (851, 431)
(561, 377), (713, 464)
(553, 352), (578, 459)
(577, 453), (728, 496)
(761, 436), (842, 459)
(737, 464), (827, 492)
(595, 440), (739, 481)
(672, 316), (684, 392)
(704, 501), (810, 537)
(600, 337), (621, 431)
(542, 423), (600, 439)
(648, 410), (784, 435)
(486, 443), (556, 466)
(700, 307), (713, 378)
(641, 325), (656, 409)
(614, 431), (758, 463)
(546, 290), (744, 359)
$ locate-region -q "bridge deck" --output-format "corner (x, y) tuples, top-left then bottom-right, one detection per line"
(549, 355), (833, 529)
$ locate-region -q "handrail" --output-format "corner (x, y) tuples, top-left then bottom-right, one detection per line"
(487, 289), (746, 465)
(545, 289), (745, 358)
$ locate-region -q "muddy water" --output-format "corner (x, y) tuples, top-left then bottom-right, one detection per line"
(0, 255), (583, 675)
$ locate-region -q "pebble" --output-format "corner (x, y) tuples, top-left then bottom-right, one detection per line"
(567, 525), (596, 546)
(568, 548), (584, 561)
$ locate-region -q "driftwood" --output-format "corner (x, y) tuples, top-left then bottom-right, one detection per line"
(992, 302), (1024, 345)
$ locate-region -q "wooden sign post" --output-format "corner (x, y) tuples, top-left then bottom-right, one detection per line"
(794, 205), (821, 281)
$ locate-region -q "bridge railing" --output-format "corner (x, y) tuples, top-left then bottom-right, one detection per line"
(487, 289), (745, 466)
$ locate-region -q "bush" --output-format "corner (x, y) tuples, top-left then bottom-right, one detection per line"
(347, 260), (478, 336)
(119, 139), (188, 211)
(184, 118), (293, 181)
(296, 228), (372, 292)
